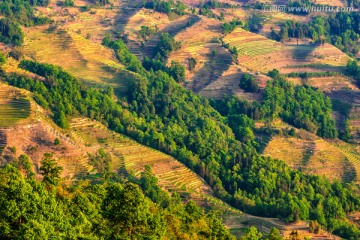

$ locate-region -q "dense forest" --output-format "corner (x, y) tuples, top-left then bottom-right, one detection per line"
(0, 156), (235, 239)
(212, 70), (337, 139)
(4, 36), (360, 237)
(263, 70), (337, 138)
(271, 12), (360, 56)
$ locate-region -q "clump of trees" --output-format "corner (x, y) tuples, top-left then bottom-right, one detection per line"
(88, 148), (112, 178)
(0, 19), (24, 45)
(188, 57), (197, 72)
(271, 13), (360, 56)
(63, 0), (75, 6)
(0, 51), (6, 65)
(222, 18), (243, 35)
(144, 0), (186, 16)
(139, 25), (158, 41)
(140, 33), (185, 82)
(239, 73), (259, 93)
(200, 0), (238, 9)
(346, 59), (360, 86)
(153, 33), (181, 61)
(248, 13), (266, 33)
(39, 153), (63, 186)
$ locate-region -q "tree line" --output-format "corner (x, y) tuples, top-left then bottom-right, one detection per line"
(271, 12), (360, 56)
(144, 0), (187, 16)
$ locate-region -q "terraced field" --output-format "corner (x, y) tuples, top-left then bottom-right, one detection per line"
(1, 57), (43, 78)
(70, 118), (211, 194)
(23, 27), (130, 88)
(262, 123), (360, 183)
(0, 85), (31, 128)
(124, 11), (201, 60)
(223, 28), (351, 74)
(167, 16), (234, 93)
(198, 64), (268, 100)
(0, 83), (92, 179)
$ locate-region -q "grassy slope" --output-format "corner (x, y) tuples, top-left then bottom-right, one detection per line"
(0, 84), (31, 128)
(124, 9), (202, 60)
(259, 121), (360, 183)
(167, 16), (234, 93)
(0, 82), (95, 180)
(22, 26), (131, 88)
(328, 90), (360, 144)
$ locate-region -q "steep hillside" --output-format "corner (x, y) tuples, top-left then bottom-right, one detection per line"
(0, 83), (95, 180)
(22, 27), (128, 88)
(198, 64), (268, 100)
(168, 16), (233, 92)
(0, 81), (342, 239)
(124, 9), (201, 60)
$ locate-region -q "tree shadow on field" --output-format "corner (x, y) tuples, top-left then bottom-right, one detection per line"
(112, 3), (142, 36)
(290, 43), (317, 61)
(341, 157), (357, 183)
(162, 15), (201, 37)
(186, 46), (233, 93)
(301, 142), (315, 166)
(141, 15), (201, 59)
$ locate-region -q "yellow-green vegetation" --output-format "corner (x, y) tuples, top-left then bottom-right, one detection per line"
(0, 84), (31, 128)
(22, 27), (128, 88)
(125, 11), (201, 60)
(328, 90), (360, 144)
(211, 8), (248, 22)
(168, 16), (224, 76)
(312, 0), (345, 6)
(262, 123), (360, 183)
(1, 57), (38, 77)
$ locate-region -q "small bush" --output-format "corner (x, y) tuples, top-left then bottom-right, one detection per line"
(239, 73), (259, 93)
(54, 138), (61, 145)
